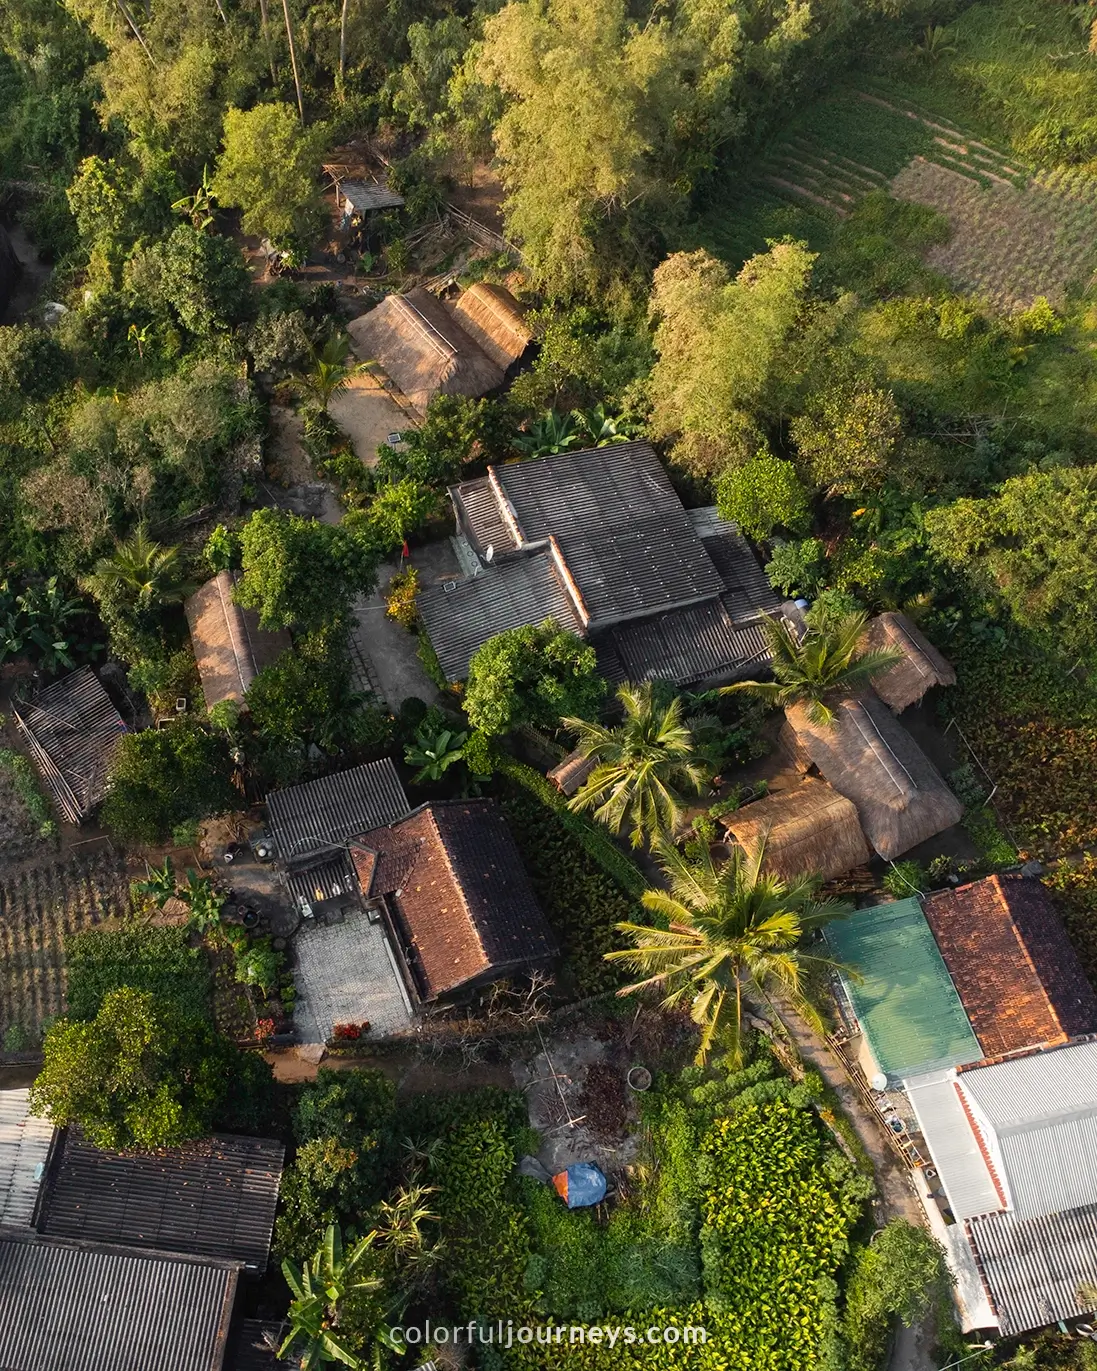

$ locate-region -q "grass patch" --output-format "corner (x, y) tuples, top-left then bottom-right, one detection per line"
(65, 925), (212, 1022)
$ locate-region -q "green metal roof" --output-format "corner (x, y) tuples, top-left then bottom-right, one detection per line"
(825, 897), (983, 1083)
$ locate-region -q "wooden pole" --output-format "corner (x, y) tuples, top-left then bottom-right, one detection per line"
(114, 0), (158, 68)
(258, 0), (277, 86)
(338, 0), (350, 100)
(281, 0), (305, 123)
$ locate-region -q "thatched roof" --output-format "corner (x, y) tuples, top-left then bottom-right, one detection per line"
(546, 748), (597, 797)
(185, 571), (291, 710)
(451, 283), (531, 370)
(348, 288), (504, 415)
(863, 612), (956, 712)
(722, 777), (871, 882)
(781, 693), (964, 860)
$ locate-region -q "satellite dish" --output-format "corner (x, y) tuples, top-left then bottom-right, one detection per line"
(485, 544), (494, 563)
(870, 1073), (888, 1092)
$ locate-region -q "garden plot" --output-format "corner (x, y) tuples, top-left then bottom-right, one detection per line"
(890, 159), (1097, 311)
(0, 850), (130, 1048)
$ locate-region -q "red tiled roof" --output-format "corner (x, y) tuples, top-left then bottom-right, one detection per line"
(350, 800), (556, 1000)
(923, 874), (1097, 1058)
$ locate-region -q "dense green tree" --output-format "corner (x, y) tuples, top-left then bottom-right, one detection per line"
(463, 619), (606, 734)
(125, 224), (252, 335)
(607, 841), (851, 1063)
(0, 325), (70, 413)
(236, 508), (380, 631)
(101, 721), (237, 844)
(717, 451), (811, 542)
(374, 394), (506, 490)
(565, 680), (708, 848)
(212, 103), (326, 252)
(726, 612), (903, 727)
(649, 243), (815, 479)
(924, 464), (1097, 652)
(30, 986), (236, 1149)
(791, 378), (903, 496)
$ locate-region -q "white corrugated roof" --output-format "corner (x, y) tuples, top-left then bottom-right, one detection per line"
(960, 1041), (1097, 1220)
(0, 1087), (55, 1226)
(905, 1069), (1002, 1221)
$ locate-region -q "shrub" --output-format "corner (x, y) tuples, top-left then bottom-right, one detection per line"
(716, 450), (810, 541)
(464, 620), (606, 735)
(882, 860), (926, 898)
(0, 747), (56, 837)
(101, 723), (236, 845)
(765, 538), (827, 597)
(384, 567), (420, 629)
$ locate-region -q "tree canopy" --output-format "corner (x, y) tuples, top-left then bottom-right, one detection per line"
(212, 103), (326, 251)
(30, 987), (237, 1150)
(463, 619), (606, 735)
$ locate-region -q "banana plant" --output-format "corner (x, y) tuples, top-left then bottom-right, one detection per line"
(513, 409), (581, 457)
(179, 871), (224, 932)
(404, 724), (468, 784)
(132, 856), (178, 908)
(573, 403), (633, 446)
(279, 1224), (401, 1370)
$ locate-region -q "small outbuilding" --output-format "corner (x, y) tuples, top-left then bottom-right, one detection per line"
(348, 287), (504, 415)
(337, 180), (404, 217)
(184, 571), (291, 711)
(547, 748), (597, 798)
(863, 611), (956, 713)
(781, 693), (963, 860)
(721, 777), (871, 883)
(451, 282), (532, 370)
(12, 667), (127, 825)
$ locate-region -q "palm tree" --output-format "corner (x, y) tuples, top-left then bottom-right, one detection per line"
(606, 841), (852, 1064)
(80, 527), (191, 618)
(724, 611), (903, 726)
(280, 1223), (401, 1371)
(295, 335), (367, 409)
(565, 681), (709, 848)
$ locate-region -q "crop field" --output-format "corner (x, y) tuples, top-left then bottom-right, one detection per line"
(0, 849), (130, 1047)
(692, 86), (1097, 312)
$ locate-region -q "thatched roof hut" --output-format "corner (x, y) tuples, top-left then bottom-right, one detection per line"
(451, 283), (532, 370)
(863, 612), (956, 712)
(722, 778), (871, 882)
(12, 668), (127, 824)
(781, 693), (963, 860)
(185, 571), (291, 711)
(348, 288), (504, 415)
(546, 748), (597, 797)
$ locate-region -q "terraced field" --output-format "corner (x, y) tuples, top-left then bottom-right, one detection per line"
(694, 88), (1097, 311)
(0, 849), (130, 1047)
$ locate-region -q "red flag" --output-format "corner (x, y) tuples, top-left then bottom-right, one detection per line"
(401, 540), (410, 559)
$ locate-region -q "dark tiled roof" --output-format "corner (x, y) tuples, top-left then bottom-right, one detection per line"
(417, 550), (583, 682)
(286, 851), (359, 908)
(924, 874), (1097, 1057)
(492, 444), (723, 624)
(227, 1320), (292, 1371)
(0, 1234), (239, 1371)
(38, 1133), (285, 1273)
(12, 667), (128, 824)
(595, 600), (771, 687)
(701, 530), (781, 623)
(266, 760), (410, 864)
(452, 476), (519, 558)
(352, 801), (556, 1000)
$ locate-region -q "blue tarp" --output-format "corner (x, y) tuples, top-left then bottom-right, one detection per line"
(556, 1163), (607, 1208)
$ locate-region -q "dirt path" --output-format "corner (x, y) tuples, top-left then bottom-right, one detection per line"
(264, 1046), (513, 1094)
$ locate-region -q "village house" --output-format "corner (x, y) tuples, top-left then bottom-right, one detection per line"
(263, 759), (555, 1043)
(825, 874), (1097, 1337)
(419, 441), (781, 688)
(0, 1086), (284, 1371)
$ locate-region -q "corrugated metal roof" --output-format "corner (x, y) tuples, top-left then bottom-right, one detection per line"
(451, 476), (519, 559)
(688, 507), (781, 625)
(825, 899), (983, 1083)
(286, 851), (359, 907)
(0, 1088), (55, 1227)
(968, 1204), (1097, 1335)
(12, 668), (128, 823)
(266, 759), (410, 864)
(597, 600), (771, 687)
(904, 1070), (1002, 1221)
(493, 444), (724, 625)
(959, 1041), (1097, 1220)
(0, 1235), (239, 1371)
(38, 1133), (285, 1273)
(417, 550), (584, 682)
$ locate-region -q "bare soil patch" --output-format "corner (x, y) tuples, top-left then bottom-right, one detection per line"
(891, 157), (1097, 311)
